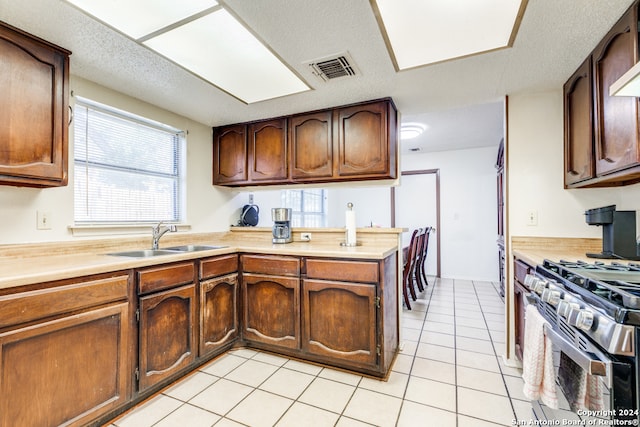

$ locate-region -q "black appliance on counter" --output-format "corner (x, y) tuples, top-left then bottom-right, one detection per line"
(585, 205), (640, 261)
(524, 259), (640, 424)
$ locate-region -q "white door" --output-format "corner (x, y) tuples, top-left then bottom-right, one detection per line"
(395, 172), (438, 277)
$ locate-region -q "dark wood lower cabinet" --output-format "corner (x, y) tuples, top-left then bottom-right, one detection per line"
(302, 279), (377, 368)
(200, 273), (239, 357)
(242, 272), (300, 350)
(138, 284), (197, 391)
(513, 259), (533, 361)
(0, 302), (130, 427)
(0, 251), (398, 426)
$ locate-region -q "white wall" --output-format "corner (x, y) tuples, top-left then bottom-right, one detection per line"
(402, 146), (500, 281)
(0, 77), (241, 244)
(507, 90), (640, 239)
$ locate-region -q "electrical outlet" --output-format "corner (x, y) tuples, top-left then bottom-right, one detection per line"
(301, 232), (312, 242)
(526, 210), (538, 226)
(37, 211), (52, 230)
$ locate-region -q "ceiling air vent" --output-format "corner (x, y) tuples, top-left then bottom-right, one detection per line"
(307, 52), (359, 82)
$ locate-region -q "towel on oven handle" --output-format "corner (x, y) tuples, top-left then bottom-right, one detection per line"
(522, 304), (559, 409)
(558, 352), (604, 412)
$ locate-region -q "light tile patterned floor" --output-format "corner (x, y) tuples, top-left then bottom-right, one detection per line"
(108, 277), (533, 427)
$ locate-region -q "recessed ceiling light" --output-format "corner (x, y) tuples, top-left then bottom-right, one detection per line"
(371, 0), (528, 70)
(65, 0), (310, 104)
(401, 123), (427, 139)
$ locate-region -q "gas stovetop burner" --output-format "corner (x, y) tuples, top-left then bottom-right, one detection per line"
(540, 260), (640, 323)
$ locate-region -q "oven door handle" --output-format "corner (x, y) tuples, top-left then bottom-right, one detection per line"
(543, 324), (610, 379)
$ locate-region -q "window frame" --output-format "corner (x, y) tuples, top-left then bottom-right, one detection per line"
(72, 97), (186, 226)
(281, 188), (327, 227)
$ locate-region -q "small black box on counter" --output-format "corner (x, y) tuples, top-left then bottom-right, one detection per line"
(585, 205), (640, 261)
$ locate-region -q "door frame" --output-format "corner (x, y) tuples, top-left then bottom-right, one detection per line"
(390, 169), (441, 278)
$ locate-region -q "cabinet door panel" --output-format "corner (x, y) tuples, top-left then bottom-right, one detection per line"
(564, 57), (594, 186)
(302, 279), (377, 367)
(249, 119), (288, 182)
(289, 111), (333, 180)
(0, 303), (129, 427)
(139, 284), (197, 391)
(0, 22), (69, 187)
(242, 273), (300, 350)
(213, 125), (247, 184)
(593, 8), (640, 176)
(336, 101), (395, 179)
(200, 274), (238, 357)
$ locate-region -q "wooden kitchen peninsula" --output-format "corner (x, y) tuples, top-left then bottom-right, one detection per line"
(0, 227), (402, 427)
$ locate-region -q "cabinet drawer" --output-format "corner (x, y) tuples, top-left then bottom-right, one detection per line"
(241, 254), (300, 276)
(200, 254), (238, 280)
(306, 258), (379, 283)
(514, 259), (533, 288)
(138, 262), (195, 295)
(0, 274), (129, 329)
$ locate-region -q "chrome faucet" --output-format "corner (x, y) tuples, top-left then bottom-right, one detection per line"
(151, 222), (177, 250)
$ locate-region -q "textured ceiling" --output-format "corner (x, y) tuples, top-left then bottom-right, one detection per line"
(0, 0), (635, 152)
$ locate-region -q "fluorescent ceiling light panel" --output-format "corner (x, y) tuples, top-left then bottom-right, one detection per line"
(66, 0), (218, 40)
(374, 0), (526, 70)
(66, 1), (309, 103)
(144, 10), (310, 103)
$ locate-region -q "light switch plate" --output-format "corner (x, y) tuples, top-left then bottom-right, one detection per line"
(37, 211), (52, 230)
(526, 210), (538, 226)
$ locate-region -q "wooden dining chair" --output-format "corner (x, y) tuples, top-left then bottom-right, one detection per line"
(402, 228), (422, 309)
(416, 227), (432, 290)
(413, 229), (426, 292)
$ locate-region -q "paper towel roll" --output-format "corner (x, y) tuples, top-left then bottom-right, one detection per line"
(345, 204), (356, 245)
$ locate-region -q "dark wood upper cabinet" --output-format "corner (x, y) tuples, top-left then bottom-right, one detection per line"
(212, 98), (398, 186)
(248, 118), (288, 182)
(593, 6), (640, 177)
(0, 21), (70, 188)
(564, 1), (640, 188)
(289, 111), (333, 180)
(213, 124), (248, 185)
(564, 57), (595, 186)
(335, 100), (396, 179)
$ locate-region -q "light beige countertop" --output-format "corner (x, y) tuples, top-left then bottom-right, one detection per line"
(0, 227), (405, 290)
(511, 236), (611, 266)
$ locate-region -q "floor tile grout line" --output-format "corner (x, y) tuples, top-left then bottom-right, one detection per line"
(471, 278), (519, 423)
(394, 275), (432, 426)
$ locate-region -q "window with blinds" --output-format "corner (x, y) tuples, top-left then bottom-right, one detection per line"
(73, 98), (185, 224)
(281, 189), (327, 227)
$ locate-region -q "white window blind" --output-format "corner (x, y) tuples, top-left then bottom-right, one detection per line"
(281, 189), (327, 227)
(73, 99), (184, 224)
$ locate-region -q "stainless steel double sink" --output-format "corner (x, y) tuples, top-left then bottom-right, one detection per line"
(108, 245), (226, 258)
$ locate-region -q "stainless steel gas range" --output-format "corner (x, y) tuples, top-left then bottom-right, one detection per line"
(524, 259), (640, 425)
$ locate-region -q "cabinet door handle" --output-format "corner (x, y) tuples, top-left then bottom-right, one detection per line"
(68, 105), (73, 126)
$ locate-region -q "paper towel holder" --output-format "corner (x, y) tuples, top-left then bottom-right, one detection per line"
(341, 202), (361, 246)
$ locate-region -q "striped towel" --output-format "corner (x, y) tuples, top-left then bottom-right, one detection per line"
(522, 304), (558, 409)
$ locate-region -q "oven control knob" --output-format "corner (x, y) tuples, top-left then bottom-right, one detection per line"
(524, 274), (536, 286)
(557, 301), (579, 318)
(541, 289), (561, 306)
(534, 281), (547, 295)
(575, 310), (594, 331)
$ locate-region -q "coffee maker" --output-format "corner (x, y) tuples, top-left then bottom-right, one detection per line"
(272, 208), (292, 244)
(585, 205), (640, 260)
